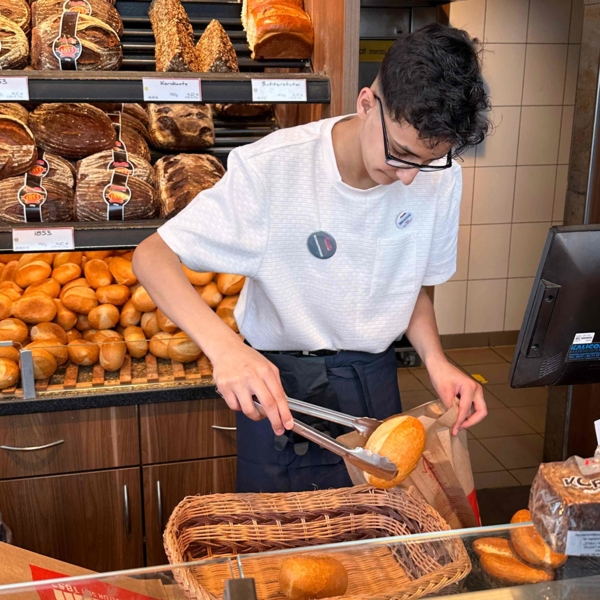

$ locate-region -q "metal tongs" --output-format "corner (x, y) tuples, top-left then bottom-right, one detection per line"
(253, 397), (398, 481)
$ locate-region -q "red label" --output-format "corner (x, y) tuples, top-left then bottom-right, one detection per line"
(467, 488), (482, 526)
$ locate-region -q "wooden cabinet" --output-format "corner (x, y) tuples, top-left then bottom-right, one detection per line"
(0, 468), (144, 572)
(143, 457), (236, 566)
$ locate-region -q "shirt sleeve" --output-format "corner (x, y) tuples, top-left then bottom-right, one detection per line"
(157, 148), (269, 277)
(422, 166), (462, 286)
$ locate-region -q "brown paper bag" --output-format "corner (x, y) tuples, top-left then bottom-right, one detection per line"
(338, 400), (481, 529)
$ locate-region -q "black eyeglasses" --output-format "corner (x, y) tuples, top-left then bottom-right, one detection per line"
(374, 95), (452, 172)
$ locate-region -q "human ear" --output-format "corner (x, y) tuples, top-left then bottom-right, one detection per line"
(356, 87), (375, 120)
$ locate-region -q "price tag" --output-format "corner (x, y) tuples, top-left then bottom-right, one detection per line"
(251, 79), (307, 102)
(12, 227), (75, 252)
(566, 531), (600, 556)
(0, 76), (29, 101)
(142, 78), (202, 102)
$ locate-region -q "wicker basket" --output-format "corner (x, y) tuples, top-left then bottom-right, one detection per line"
(164, 485), (471, 600)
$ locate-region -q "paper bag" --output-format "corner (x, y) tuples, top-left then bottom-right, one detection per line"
(338, 400), (481, 529)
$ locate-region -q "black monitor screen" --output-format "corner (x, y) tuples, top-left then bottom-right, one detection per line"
(510, 225), (600, 388)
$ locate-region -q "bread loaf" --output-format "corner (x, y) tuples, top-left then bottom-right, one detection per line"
(156, 308), (177, 333)
(66, 329), (82, 342)
(0, 293), (11, 320)
(0, 15), (28, 69)
(61, 277), (91, 295)
(15, 261), (52, 288)
(77, 150), (155, 187)
(0, 0), (29, 34)
(155, 153), (224, 218)
(54, 252), (83, 267)
(85, 251), (112, 261)
(363, 415), (426, 489)
(30, 104), (115, 160)
(27, 339), (68, 366)
(196, 19), (238, 72)
(31, 14), (122, 71)
(0, 346), (19, 362)
(279, 556), (348, 600)
(32, 0), (123, 36)
(120, 126), (152, 163)
(12, 292), (57, 324)
(216, 295), (238, 332)
(123, 325), (147, 358)
(119, 299), (141, 327)
(0, 116), (37, 178)
(181, 265), (215, 286)
(95, 330), (125, 371)
(62, 286), (99, 314)
(18, 253), (54, 268)
(53, 298), (77, 330)
(120, 111), (150, 142)
(67, 338), (99, 365)
(141, 311), (160, 338)
(84, 258), (113, 289)
(217, 273), (245, 296)
(26, 347), (57, 379)
(83, 328), (98, 341)
(0, 262), (17, 284)
(0, 317), (27, 343)
(147, 104), (214, 151)
(0, 283), (20, 302)
(31, 321), (68, 345)
(167, 331), (201, 363)
(52, 263), (82, 285)
(37, 152), (77, 189)
(26, 278), (61, 298)
(131, 286), (156, 312)
(88, 303), (119, 329)
(93, 103), (149, 128)
(108, 257), (137, 286)
(75, 313), (91, 331)
(149, 0), (200, 72)
(214, 103), (272, 119)
(0, 103), (28, 125)
(197, 281), (222, 308)
(149, 331), (172, 359)
(96, 283), (129, 305)
(0, 357), (19, 388)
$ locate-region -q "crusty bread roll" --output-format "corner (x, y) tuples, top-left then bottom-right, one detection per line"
(109, 257), (137, 286)
(88, 304), (120, 330)
(141, 311), (160, 338)
(0, 281), (22, 301)
(15, 261), (52, 288)
(67, 339), (99, 366)
(363, 414), (425, 489)
(85, 251), (112, 261)
(167, 332), (201, 363)
(25, 278), (61, 298)
(62, 286), (99, 315)
(31, 322), (68, 345)
(216, 295), (239, 332)
(0, 318), (28, 343)
(12, 292), (57, 324)
(83, 329), (99, 341)
(217, 273), (245, 296)
(0, 358), (19, 389)
(131, 286), (156, 312)
(0, 293), (12, 320)
(197, 281), (223, 308)
(76, 313), (92, 331)
(120, 300), (142, 327)
(61, 278), (91, 295)
(51, 263), (82, 285)
(0, 254), (21, 263)
(96, 284), (130, 306)
(181, 265), (214, 286)
(26, 347), (57, 379)
(53, 299), (77, 331)
(53, 252), (83, 267)
(66, 329), (82, 343)
(279, 556), (348, 600)
(0, 346), (20, 363)
(18, 253), (55, 268)
(510, 510), (567, 569)
(95, 330), (126, 371)
(156, 308), (178, 333)
(123, 325), (148, 358)
(473, 538), (554, 584)
(26, 339), (68, 366)
(149, 331), (172, 359)
(84, 259), (113, 289)
(0, 261), (18, 283)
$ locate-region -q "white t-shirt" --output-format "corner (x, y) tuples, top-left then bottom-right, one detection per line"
(158, 115), (462, 353)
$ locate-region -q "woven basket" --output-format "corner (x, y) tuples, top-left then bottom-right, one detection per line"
(164, 485), (471, 600)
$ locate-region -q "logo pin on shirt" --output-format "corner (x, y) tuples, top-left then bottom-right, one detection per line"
(396, 211), (413, 229)
(307, 231), (337, 259)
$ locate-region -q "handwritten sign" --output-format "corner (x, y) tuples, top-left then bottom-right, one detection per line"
(0, 76), (29, 101)
(251, 79), (307, 102)
(142, 78), (202, 102)
(12, 227), (75, 252)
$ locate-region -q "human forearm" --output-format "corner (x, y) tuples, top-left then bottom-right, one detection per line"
(405, 288), (445, 369)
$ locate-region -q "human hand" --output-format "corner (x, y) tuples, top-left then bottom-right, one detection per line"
(426, 357), (487, 436)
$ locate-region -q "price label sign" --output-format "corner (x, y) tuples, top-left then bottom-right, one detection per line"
(142, 78), (202, 102)
(12, 227), (75, 252)
(251, 79), (307, 102)
(0, 76), (29, 101)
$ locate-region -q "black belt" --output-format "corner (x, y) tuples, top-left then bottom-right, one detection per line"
(244, 341), (343, 357)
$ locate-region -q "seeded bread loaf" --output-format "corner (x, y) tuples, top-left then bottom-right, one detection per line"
(196, 19), (238, 72)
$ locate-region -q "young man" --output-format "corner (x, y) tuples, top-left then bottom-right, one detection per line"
(133, 23), (491, 493)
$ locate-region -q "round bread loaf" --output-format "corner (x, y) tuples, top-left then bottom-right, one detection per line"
(54, 252), (83, 268)
(32, 0), (123, 35)
(123, 325), (148, 358)
(62, 286), (99, 314)
(0, 15), (28, 70)
(156, 308), (177, 333)
(95, 331), (126, 371)
(12, 292), (57, 324)
(0, 358), (19, 389)
(141, 311), (160, 338)
(197, 282), (223, 308)
(120, 126), (151, 163)
(149, 331), (172, 359)
(279, 556), (348, 600)
(167, 332), (201, 363)
(26, 347), (57, 379)
(131, 286), (156, 312)
(0, 293), (12, 320)
(27, 339), (68, 366)
(217, 273), (245, 296)
(66, 329), (82, 343)
(181, 265), (214, 286)
(76, 313), (92, 331)
(88, 304), (120, 330)
(31, 322), (68, 345)
(15, 261), (52, 288)
(0, 318), (27, 343)
(52, 263), (82, 285)
(67, 339), (99, 366)
(119, 299), (141, 327)
(0, 103), (28, 125)
(216, 295), (239, 332)
(53, 299), (78, 330)
(96, 284), (129, 306)
(0, 115), (37, 178)
(26, 278), (61, 298)
(363, 415), (426, 489)
(0, 346), (20, 363)
(108, 257), (137, 286)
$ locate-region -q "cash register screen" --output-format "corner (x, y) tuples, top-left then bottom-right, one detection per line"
(510, 225), (600, 388)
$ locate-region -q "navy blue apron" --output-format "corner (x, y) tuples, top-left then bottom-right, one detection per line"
(236, 345), (402, 493)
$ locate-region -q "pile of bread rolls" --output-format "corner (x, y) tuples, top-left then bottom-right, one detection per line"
(0, 250), (243, 389)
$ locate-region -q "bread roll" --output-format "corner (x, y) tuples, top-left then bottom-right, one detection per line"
(182, 265), (214, 286)
(61, 278), (91, 295)
(141, 311), (160, 338)
(67, 339), (99, 366)
(26, 339), (68, 366)
(66, 329), (82, 343)
(0, 282), (20, 302)
(12, 292), (57, 324)
(25, 278), (61, 298)
(167, 332), (201, 363)
(216, 295), (239, 332)
(96, 284), (130, 306)
(0, 346), (20, 363)
(0, 318), (27, 343)
(87, 304), (119, 330)
(52, 263), (82, 285)
(32, 0), (123, 36)
(15, 261), (52, 288)
(123, 325), (148, 358)
(62, 286), (99, 315)
(84, 259), (113, 289)
(83, 329), (99, 341)
(197, 281), (223, 308)
(30, 322), (68, 345)
(0, 261), (17, 283)
(26, 347), (57, 379)
(85, 251), (112, 261)
(0, 358), (19, 389)
(156, 308), (178, 333)
(108, 257), (137, 286)
(510, 510), (567, 569)
(53, 252), (83, 267)
(363, 415), (425, 489)
(95, 331), (126, 371)
(76, 313), (92, 331)
(279, 556), (348, 600)
(217, 273), (245, 296)
(17, 253), (54, 269)
(0, 293), (12, 321)
(119, 299), (141, 327)
(131, 286), (156, 312)
(53, 299), (77, 330)
(149, 331), (172, 359)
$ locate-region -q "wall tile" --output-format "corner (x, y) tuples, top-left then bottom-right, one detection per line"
(528, 0), (572, 43)
(484, 44), (526, 106)
(509, 222), (552, 277)
(505, 277), (535, 330)
(460, 147), (477, 169)
(571, 0), (585, 42)
(468, 224), (511, 279)
(466, 279), (508, 333)
(513, 166), (557, 222)
(472, 167), (516, 224)
(477, 107), (521, 167)
(554, 165), (569, 221)
(522, 45), (568, 106)
(434, 281), (467, 335)
(485, 0), (530, 43)
(578, 13), (600, 91)
(451, 226), (471, 282)
(449, 0), (486, 40)
(564, 45), (581, 105)
(460, 167), (474, 225)
(517, 106), (562, 165)
(559, 105), (575, 164)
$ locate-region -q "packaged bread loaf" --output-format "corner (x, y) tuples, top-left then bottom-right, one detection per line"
(32, 0), (123, 36)
(76, 150), (155, 187)
(31, 14), (122, 70)
(30, 104), (116, 160)
(196, 19), (238, 72)
(0, 0), (30, 33)
(0, 116), (37, 178)
(147, 104), (215, 151)
(0, 15), (28, 69)
(0, 103), (28, 125)
(155, 153), (225, 218)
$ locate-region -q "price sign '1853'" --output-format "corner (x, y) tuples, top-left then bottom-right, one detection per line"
(0, 76), (29, 101)
(12, 227), (75, 252)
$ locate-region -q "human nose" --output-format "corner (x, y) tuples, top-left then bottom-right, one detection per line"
(396, 167), (420, 185)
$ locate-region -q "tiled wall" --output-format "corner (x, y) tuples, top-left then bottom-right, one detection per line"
(433, 0), (584, 336)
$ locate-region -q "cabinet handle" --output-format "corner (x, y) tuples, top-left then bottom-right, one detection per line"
(0, 439), (64, 452)
(156, 480), (163, 531)
(211, 425), (236, 431)
(123, 484), (131, 536)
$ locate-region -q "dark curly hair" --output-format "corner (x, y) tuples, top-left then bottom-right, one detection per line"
(378, 23), (490, 156)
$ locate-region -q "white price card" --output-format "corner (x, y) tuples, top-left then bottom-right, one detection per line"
(142, 78), (202, 102)
(566, 531), (600, 556)
(12, 227), (75, 252)
(251, 78), (307, 102)
(0, 76), (29, 101)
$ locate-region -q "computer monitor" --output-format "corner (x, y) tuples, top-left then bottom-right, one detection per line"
(510, 224), (600, 388)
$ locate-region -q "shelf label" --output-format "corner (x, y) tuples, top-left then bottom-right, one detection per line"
(251, 78), (307, 102)
(142, 78), (201, 102)
(12, 227), (75, 252)
(0, 76), (29, 101)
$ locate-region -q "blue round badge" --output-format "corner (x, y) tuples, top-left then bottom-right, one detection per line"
(307, 231), (337, 259)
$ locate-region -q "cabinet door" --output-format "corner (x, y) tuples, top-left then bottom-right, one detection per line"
(143, 457), (236, 566)
(0, 468), (144, 572)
